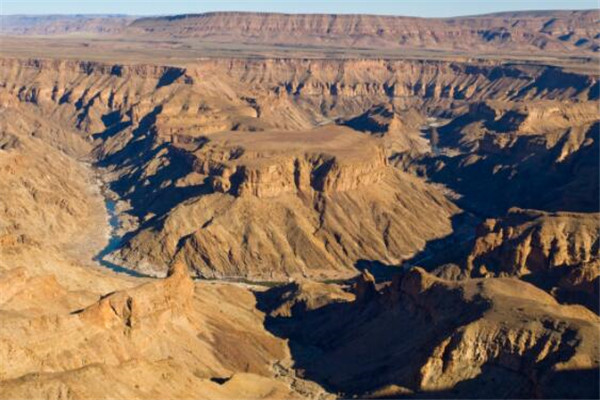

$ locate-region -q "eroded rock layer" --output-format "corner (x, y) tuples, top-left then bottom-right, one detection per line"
(0, 21), (598, 398)
(1, 57), (597, 279)
(3, 11), (599, 57)
(0, 264), (329, 399)
(258, 267), (600, 398)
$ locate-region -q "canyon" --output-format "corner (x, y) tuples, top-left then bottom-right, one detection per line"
(0, 10), (598, 400)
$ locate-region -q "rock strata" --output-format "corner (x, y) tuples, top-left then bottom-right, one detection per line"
(261, 267), (600, 398)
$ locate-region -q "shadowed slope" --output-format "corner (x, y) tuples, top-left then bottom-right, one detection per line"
(257, 268), (600, 398)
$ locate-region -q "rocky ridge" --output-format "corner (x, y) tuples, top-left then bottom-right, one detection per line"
(1, 56), (596, 279)
(2, 11), (599, 57)
(0, 262), (331, 399)
(259, 267), (600, 398)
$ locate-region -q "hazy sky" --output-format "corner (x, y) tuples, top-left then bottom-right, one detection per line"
(1, 0), (597, 17)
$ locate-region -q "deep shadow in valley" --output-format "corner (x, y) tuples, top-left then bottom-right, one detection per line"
(369, 367), (599, 399)
(94, 105), (215, 220)
(355, 211), (481, 282)
(418, 120), (599, 216)
(254, 264), (599, 399)
(255, 270), (599, 399)
(254, 269), (488, 397)
(91, 106), (216, 274)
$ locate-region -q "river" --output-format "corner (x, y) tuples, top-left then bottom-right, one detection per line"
(94, 198), (150, 278)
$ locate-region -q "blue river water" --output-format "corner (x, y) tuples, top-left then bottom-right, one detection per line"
(94, 198), (150, 278)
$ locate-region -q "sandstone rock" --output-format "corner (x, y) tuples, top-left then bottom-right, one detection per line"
(353, 269), (378, 303)
(257, 279), (354, 318)
(467, 209), (599, 276)
(262, 268), (600, 398)
(0, 266), (329, 399)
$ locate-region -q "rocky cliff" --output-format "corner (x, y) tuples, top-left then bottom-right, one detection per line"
(413, 99), (599, 215)
(3, 11), (598, 57)
(1, 56), (597, 279)
(0, 263), (330, 399)
(461, 209), (600, 312)
(259, 267), (600, 398)
(468, 209), (599, 276)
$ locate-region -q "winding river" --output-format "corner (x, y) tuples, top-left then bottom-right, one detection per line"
(94, 198), (150, 278)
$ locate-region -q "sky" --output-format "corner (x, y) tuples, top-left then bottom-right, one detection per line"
(0, 0), (597, 17)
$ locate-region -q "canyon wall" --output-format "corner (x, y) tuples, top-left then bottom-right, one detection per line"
(3, 11), (599, 57)
(0, 56), (597, 279)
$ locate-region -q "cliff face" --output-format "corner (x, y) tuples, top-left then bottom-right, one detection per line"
(0, 263), (329, 399)
(2, 58), (596, 109)
(463, 209), (600, 312)
(0, 93), (117, 293)
(1, 56), (596, 279)
(4, 11), (597, 56)
(415, 99), (599, 215)
(259, 267), (600, 398)
(468, 209), (599, 276)
(188, 127), (389, 198)
(145, 11), (598, 55)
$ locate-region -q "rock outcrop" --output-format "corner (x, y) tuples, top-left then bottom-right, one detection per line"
(417, 101), (599, 215)
(2, 56), (596, 279)
(0, 263), (329, 399)
(340, 104), (431, 154)
(462, 209), (600, 312)
(256, 279), (354, 318)
(353, 269), (378, 303)
(114, 164), (457, 279)
(261, 267), (600, 398)
(467, 209), (599, 276)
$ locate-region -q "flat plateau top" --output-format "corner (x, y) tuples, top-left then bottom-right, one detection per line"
(184, 125), (383, 168)
(1, 35), (597, 74)
(208, 125), (377, 155)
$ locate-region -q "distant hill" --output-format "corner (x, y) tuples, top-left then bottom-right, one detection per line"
(1, 11), (598, 56)
(0, 15), (134, 35)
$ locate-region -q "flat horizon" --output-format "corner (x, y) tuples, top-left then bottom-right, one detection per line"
(0, 0), (597, 18)
(1, 8), (596, 20)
